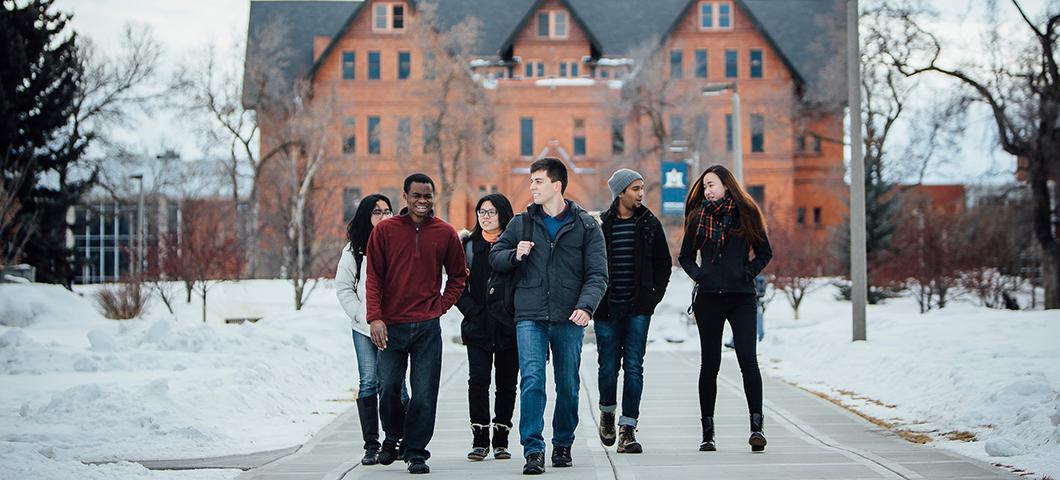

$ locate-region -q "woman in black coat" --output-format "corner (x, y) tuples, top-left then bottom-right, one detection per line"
(678, 165), (773, 453)
(456, 193), (518, 461)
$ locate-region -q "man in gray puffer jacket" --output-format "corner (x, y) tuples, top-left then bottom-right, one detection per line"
(490, 157), (608, 475)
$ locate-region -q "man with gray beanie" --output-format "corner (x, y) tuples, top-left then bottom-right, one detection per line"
(595, 168), (672, 453)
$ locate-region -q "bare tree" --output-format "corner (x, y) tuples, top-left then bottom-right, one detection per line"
(170, 20), (298, 278)
(886, 0), (1060, 308)
(768, 223), (830, 319)
(409, 2), (496, 221)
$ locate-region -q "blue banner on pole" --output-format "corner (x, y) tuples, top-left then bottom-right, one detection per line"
(661, 161), (688, 217)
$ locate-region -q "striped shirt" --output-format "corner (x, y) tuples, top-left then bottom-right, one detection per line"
(608, 217), (637, 304)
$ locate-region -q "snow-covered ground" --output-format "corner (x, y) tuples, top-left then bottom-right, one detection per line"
(1, 272), (1057, 479)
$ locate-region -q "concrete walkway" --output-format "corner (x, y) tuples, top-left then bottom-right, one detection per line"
(231, 349), (1014, 480)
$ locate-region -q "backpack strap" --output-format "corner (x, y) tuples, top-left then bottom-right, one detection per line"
(464, 237), (474, 270)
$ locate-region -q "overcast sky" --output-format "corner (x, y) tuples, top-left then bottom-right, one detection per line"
(54, 0), (1054, 186)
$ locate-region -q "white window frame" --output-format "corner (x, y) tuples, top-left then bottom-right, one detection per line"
(538, 10), (569, 39)
(372, 2), (407, 33)
(698, 1), (734, 31)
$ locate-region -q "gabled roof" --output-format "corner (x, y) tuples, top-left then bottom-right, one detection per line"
(243, 1), (362, 107)
(245, 0), (846, 105)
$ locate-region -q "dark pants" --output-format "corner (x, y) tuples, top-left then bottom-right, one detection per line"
(378, 318), (442, 462)
(467, 345), (519, 432)
(694, 293), (763, 417)
(595, 302), (651, 426)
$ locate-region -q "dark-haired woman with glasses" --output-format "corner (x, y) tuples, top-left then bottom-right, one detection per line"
(456, 193), (518, 461)
(336, 194), (408, 465)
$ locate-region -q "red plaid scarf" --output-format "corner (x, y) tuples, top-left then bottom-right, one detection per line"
(694, 194), (736, 263)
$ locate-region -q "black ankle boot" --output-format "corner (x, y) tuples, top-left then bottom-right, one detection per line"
(699, 417), (716, 451)
(467, 424), (490, 461)
(356, 396), (381, 464)
(749, 413), (767, 452)
(492, 423), (512, 459)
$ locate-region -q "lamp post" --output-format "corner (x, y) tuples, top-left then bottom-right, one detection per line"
(701, 82), (743, 184)
(847, 0), (867, 341)
(129, 174), (144, 278)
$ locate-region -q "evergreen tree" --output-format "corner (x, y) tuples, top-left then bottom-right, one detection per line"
(834, 154), (903, 304)
(1, 0), (93, 286)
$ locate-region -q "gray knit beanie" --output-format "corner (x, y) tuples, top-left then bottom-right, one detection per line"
(607, 168), (644, 198)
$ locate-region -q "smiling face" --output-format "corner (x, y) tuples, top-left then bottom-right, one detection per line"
(477, 200), (500, 232)
(702, 172), (727, 202)
(370, 199), (392, 227)
(529, 170), (560, 205)
(403, 181), (434, 219)
(618, 179), (645, 211)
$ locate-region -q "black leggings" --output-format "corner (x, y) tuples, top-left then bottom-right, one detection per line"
(694, 292), (763, 417)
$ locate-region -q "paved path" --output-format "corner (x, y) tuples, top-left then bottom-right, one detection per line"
(227, 349), (1013, 480)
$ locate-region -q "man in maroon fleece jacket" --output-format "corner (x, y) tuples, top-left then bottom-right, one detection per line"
(365, 173), (467, 474)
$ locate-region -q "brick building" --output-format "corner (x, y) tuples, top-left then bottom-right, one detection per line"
(245, 0), (848, 268)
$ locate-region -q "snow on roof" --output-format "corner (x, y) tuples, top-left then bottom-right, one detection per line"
(535, 78), (596, 87)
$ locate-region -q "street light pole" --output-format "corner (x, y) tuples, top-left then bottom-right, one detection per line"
(701, 82), (743, 184)
(847, 0), (868, 341)
(129, 174), (144, 278)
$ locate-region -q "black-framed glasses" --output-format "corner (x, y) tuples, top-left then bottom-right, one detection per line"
(477, 209), (498, 218)
(371, 209), (393, 217)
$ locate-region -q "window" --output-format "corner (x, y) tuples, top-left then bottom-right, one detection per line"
(600, 69), (610, 79)
(718, 2), (732, 28)
(342, 117), (356, 154)
(559, 61), (579, 78)
(796, 135), (806, 153)
(813, 207), (822, 225)
(573, 118), (586, 156)
(699, 2), (733, 30)
(368, 51), (380, 80)
(537, 11), (568, 38)
(695, 49), (708, 78)
(699, 2), (713, 29)
(612, 119), (625, 154)
(725, 114), (733, 151)
(525, 61), (544, 78)
(695, 114), (709, 150)
(368, 116), (381, 154)
(670, 49), (683, 79)
(423, 119), (439, 153)
(520, 117), (534, 156)
(751, 114), (764, 152)
(811, 134), (822, 154)
(398, 51), (411, 79)
(559, 63), (567, 77)
(342, 51), (355, 80)
(750, 49), (763, 78)
(482, 117), (496, 155)
(397, 117), (410, 154)
(373, 3), (406, 32)
(343, 188), (362, 223)
(725, 49), (738, 78)
(571, 62), (579, 77)
(747, 185), (765, 207)
(670, 116), (685, 141)
(797, 207), (806, 225)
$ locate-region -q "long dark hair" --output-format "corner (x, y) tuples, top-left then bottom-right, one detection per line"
(346, 193), (393, 271)
(683, 165), (767, 247)
(470, 193), (514, 240)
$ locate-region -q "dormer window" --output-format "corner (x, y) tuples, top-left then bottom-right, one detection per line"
(374, 2), (406, 32)
(699, 1), (734, 30)
(537, 10), (569, 39)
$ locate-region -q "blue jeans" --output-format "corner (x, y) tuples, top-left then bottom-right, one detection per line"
(595, 307), (650, 427)
(378, 319), (443, 462)
(516, 320), (584, 457)
(352, 330), (409, 402)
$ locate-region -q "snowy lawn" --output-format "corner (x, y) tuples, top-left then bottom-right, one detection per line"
(1, 273), (1057, 479)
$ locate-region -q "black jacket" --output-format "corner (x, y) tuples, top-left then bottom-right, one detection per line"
(456, 234), (516, 351)
(594, 201), (672, 320)
(678, 210), (773, 295)
(489, 200), (609, 324)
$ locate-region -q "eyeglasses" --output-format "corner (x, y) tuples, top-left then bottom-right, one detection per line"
(371, 209), (393, 217)
(477, 209), (498, 218)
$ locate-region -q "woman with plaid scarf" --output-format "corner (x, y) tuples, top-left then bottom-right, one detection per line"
(678, 165), (773, 454)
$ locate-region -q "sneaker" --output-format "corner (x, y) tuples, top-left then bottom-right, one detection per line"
(616, 425), (642, 454)
(493, 446), (512, 460)
(407, 458), (430, 474)
(522, 452), (545, 475)
(377, 440), (400, 466)
(551, 446), (572, 467)
(599, 411), (617, 447)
